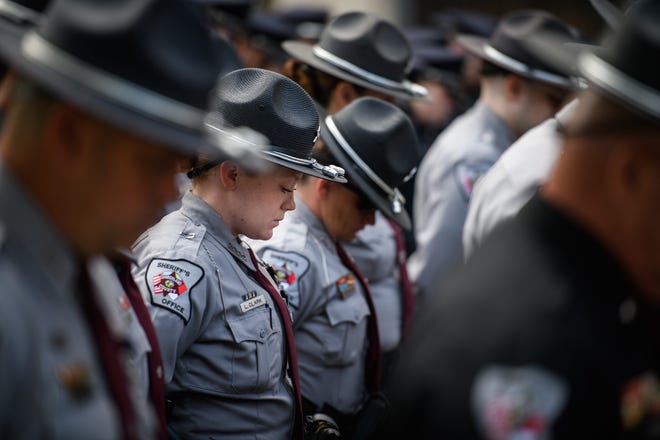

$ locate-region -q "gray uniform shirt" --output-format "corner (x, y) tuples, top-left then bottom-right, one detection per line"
(132, 191), (294, 439)
(462, 100), (578, 258)
(250, 199), (370, 415)
(0, 163), (154, 439)
(408, 100), (515, 292)
(343, 212), (401, 352)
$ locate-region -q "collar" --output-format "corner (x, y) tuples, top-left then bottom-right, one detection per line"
(179, 191), (256, 272)
(473, 99), (516, 152)
(0, 162), (78, 300)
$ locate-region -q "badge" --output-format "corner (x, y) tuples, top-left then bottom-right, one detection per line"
(146, 258), (204, 324)
(261, 249), (310, 308)
(57, 361), (92, 400)
(472, 364), (568, 440)
(621, 372), (660, 430)
(240, 292), (266, 313)
(453, 160), (492, 201)
(336, 273), (356, 298)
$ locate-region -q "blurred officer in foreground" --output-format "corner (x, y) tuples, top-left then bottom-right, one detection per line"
(251, 97), (420, 439)
(282, 11), (426, 368)
(0, 0), (232, 437)
(381, 2), (660, 437)
(132, 68), (346, 440)
(408, 10), (580, 293)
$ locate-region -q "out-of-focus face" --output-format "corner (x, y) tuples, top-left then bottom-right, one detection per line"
(513, 80), (570, 136)
(319, 182), (376, 241)
(76, 116), (184, 253)
(231, 165), (300, 240)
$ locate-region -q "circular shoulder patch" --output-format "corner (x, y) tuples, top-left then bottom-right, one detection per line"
(145, 258), (204, 324)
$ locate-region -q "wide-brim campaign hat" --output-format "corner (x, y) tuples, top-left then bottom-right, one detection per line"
(456, 10), (583, 89)
(320, 97), (422, 230)
(282, 11), (429, 102)
(204, 68), (347, 182)
(0, 0), (236, 157)
(532, 0), (660, 122)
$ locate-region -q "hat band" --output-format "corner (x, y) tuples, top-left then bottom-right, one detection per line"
(22, 32), (204, 129)
(579, 51), (660, 120)
(312, 45), (428, 98)
(325, 115), (405, 214)
(0, 0), (40, 24)
(264, 149), (346, 179)
(483, 44), (573, 88)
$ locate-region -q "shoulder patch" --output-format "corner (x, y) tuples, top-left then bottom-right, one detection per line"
(145, 258), (204, 324)
(261, 249), (310, 308)
(471, 364), (568, 440)
(453, 161), (493, 201)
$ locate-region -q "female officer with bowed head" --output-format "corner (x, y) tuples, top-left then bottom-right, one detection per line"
(131, 68), (346, 439)
(251, 96), (421, 438)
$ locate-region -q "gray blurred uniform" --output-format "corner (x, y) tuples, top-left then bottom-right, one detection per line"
(132, 191), (294, 439)
(408, 100), (514, 292)
(251, 198), (370, 415)
(344, 212), (401, 352)
(0, 164), (155, 439)
(462, 100), (577, 258)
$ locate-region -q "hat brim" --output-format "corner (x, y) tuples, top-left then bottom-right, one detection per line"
(282, 40), (431, 102)
(589, 0), (623, 30)
(0, 27), (219, 158)
(456, 33), (574, 89)
(320, 117), (411, 230)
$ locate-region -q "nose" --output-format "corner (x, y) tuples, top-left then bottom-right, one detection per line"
(282, 192), (296, 211)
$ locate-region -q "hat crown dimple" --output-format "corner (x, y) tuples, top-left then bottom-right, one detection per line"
(332, 97), (420, 187)
(214, 68), (319, 155)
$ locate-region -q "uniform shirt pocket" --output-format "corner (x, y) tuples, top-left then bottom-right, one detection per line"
(323, 293), (370, 367)
(227, 307), (282, 394)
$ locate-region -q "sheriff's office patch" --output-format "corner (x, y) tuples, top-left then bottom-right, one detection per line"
(472, 364), (568, 440)
(260, 249), (309, 308)
(453, 161), (492, 201)
(336, 273), (356, 299)
(621, 372), (660, 431)
(146, 258), (204, 324)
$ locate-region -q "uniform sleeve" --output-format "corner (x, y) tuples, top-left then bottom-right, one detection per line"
(133, 256), (209, 383)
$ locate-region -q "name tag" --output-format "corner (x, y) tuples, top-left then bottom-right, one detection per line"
(240, 294), (266, 313)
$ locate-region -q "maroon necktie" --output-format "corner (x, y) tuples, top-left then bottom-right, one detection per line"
(115, 257), (167, 440)
(384, 218), (416, 340)
(247, 249), (304, 440)
(78, 263), (137, 440)
(334, 242), (382, 393)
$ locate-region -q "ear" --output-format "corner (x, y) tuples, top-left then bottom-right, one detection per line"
(315, 178), (333, 201)
(331, 81), (359, 109)
(44, 102), (89, 162)
(218, 160), (239, 190)
(503, 74), (526, 102)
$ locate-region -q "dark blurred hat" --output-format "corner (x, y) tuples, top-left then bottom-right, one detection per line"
(411, 44), (464, 76)
(205, 68), (346, 182)
(456, 10), (582, 89)
(433, 9), (497, 39)
(404, 26), (447, 47)
(0, 0), (238, 157)
(321, 97), (421, 229)
(278, 6), (327, 41)
(572, 0), (660, 121)
(283, 11), (429, 101)
(247, 11), (297, 64)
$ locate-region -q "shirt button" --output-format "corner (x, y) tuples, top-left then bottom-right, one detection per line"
(156, 366), (163, 379)
(260, 328), (267, 338)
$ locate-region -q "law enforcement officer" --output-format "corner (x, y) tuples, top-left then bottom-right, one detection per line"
(408, 10), (580, 293)
(281, 10), (426, 362)
(251, 97), (420, 438)
(462, 0), (627, 258)
(131, 68), (346, 440)
(0, 0), (233, 438)
(379, 2), (660, 437)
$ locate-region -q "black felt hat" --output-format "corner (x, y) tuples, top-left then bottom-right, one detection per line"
(282, 11), (429, 101)
(0, 0), (236, 156)
(320, 97), (421, 230)
(456, 10), (582, 89)
(206, 68), (347, 182)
